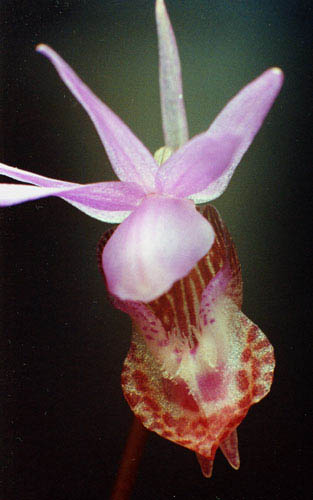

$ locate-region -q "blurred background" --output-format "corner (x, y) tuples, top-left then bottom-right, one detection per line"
(1, 0), (312, 498)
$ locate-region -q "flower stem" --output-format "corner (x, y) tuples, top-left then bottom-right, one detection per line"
(110, 417), (149, 499)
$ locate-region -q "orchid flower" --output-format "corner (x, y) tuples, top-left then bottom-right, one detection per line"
(0, 0), (283, 303)
(95, 0), (278, 477)
(102, 204), (275, 477)
(1, 0), (282, 481)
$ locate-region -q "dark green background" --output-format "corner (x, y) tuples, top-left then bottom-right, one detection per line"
(1, 1), (312, 499)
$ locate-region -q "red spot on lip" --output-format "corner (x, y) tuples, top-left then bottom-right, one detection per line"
(238, 394), (251, 409)
(254, 339), (270, 350)
(150, 420), (162, 431)
(121, 374), (129, 385)
(252, 385), (265, 398)
(220, 430), (231, 442)
(252, 359), (261, 380)
(175, 417), (188, 436)
(241, 348), (251, 363)
(197, 369), (225, 402)
(263, 371), (274, 382)
(262, 352), (275, 364)
(247, 328), (257, 343)
(163, 413), (177, 428)
(132, 370), (149, 392)
(162, 378), (199, 412)
(236, 370), (249, 392)
(194, 430), (206, 439)
(191, 417), (208, 433)
(162, 430), (173, 438)
(126, 393), (141, 408)
(206, 414), (218, 427)
(142, 396), (161, 412)
(176, 439), (192, 446)
(227, 415), (244, 429)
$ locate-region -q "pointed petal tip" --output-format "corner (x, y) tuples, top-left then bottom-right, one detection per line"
(268, 66), (284, 84)
(36, 44), (58, 62)
(35, 43), (44, 52)
(36, 43), (50, 55)
(202, 469), (213, 479)
(270, 66), (283, 75)
(232, 461), (240, 470)
(36, 44), (62, 66)
(196, 454), (214, 478)
(262, 66), (284, 90)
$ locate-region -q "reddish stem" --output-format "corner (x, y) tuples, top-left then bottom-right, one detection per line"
(110, 417), (149, 499)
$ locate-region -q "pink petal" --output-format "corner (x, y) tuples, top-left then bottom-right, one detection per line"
(57, 181), (145, 211)
(0, 184), (72, 206)
(60, 201), (130, 224)
(189, 68), (284, 203)
(155, 0), (189, 149)
(155, 133), (240, 197)
(0, 161), (75, 188)
(101, 195), (215, 302)
(0, 162), (144, 222)
(36, 45), (158, 191)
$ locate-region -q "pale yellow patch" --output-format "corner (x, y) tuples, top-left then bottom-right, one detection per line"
(154, 146), (174, 166)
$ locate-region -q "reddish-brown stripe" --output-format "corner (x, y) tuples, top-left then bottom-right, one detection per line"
(172, 281), (189, 335)
(236, 370), (249, 392)
(226, 414), (245, 429)
(121, 374), (129, 385)
(252, 385), (265, 398)
(241, 347), (252, 363)
(126, 393), (141, 408)
(163, 413), (177, 428)
(190, 266), (205, 302)
(254, 339), (271, 351)
(238, 394), (252, 409)
(132, 370), (149, 392)
(262, 352), (275, 365)
(142, 396), (161, 412)
(162, 430), (174, 438)
(197, 255), (215, 285)
(149, 293), (174, 329)
(252, 360), (261, 381)
(182, 275), (197, 327)
(263, 372), (274, 383)
(247, 327), (258, 343)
